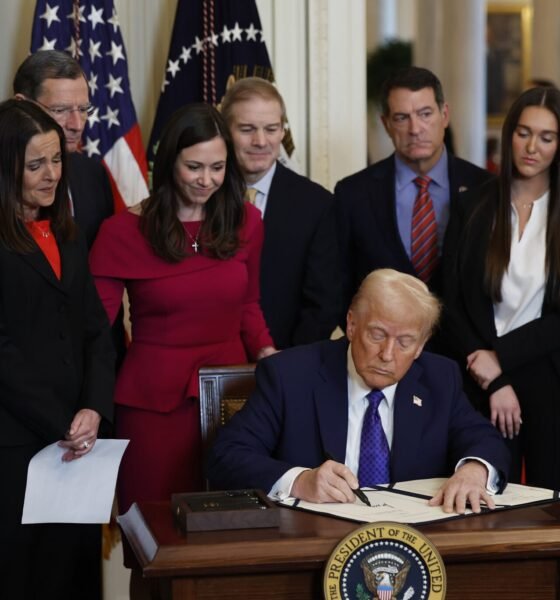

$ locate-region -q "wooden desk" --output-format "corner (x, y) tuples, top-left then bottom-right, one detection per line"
(119, 501), (560, 599)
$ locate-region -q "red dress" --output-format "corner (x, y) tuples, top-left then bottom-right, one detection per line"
(89, 204), (272, 512)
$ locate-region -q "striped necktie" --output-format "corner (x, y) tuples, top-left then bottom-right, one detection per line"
(358, 390), (390, 486)
(411, 175), (439, 282)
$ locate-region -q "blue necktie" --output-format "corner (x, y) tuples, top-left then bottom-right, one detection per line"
(358, 389), (390, 486)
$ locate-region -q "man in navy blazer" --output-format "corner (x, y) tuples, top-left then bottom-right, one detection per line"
(209, 269), (509, 514)
(221, 77), (340, 349)
(335, 67), (493, 320)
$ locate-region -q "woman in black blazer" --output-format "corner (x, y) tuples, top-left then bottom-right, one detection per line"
(0, 100), (115, 599)
(443, 86), (560, 489)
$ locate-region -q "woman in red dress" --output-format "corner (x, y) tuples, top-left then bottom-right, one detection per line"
(90, 104), (275, 517)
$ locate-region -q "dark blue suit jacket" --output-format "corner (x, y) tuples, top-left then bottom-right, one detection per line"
(334, 154), (493, 319)
(260, 162), (341, 349)
(207, 338), (509, 492)
(68, 152), (113, 249)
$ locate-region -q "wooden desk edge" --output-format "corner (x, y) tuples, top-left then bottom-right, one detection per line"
(119, 503), (560, 577)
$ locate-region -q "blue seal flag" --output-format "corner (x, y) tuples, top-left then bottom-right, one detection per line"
(147, 0), (285, 176)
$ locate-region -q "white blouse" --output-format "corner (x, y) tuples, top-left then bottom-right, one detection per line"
(494, 191), (548, 337)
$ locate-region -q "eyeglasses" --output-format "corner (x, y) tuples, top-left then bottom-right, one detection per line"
(35, 99), (95, 120)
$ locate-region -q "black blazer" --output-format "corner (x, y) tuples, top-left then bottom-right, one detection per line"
(442, 178), (560, 391)
(67, 152), (114, 249)
(260, 162), (341, 349)
(68, 152), (126, 367)
(0, 233), (115, 447)
(334, 153), (493, 317)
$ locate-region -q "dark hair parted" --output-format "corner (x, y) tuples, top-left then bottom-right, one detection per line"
(380, 66), (445, 116)
(0, 99), (74, 252)
(13, 50), (86, 100)
(140, 103), (245, 262)
(485, 86), (560, 306)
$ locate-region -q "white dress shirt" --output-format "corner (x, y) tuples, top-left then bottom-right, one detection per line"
(494, 191), (548, 336)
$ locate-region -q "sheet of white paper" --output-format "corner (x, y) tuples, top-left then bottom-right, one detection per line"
(21, 439), (129, 524)
(391, 478), (558, 506)
(280, 488), (469, 524)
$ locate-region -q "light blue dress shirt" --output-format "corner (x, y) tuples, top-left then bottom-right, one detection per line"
(394, 149), (450, 258)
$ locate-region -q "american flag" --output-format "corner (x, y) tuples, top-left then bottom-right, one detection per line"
(147, 0), (295, 175)
(30, 0), (149, 210)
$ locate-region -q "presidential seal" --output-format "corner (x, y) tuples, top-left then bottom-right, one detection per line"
(324, 522), (446, 600)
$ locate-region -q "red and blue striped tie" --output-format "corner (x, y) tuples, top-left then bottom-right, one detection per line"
(411, 175), (439, 282)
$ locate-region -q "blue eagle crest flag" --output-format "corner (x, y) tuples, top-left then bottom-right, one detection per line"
(148, 0), (288, 172)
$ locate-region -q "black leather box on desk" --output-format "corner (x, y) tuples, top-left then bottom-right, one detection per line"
(172, 489), (279, 533)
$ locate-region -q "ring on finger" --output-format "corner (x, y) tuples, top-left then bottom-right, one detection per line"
(82, 441), (90, 450)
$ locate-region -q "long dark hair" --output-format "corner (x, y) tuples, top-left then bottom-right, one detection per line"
(485, 86), (560, 307)
(0, 99), (74, 253)
(140, 103), (245, 262)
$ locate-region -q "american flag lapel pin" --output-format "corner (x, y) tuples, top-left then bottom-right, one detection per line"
(458, 186), (468, 192)
(413, 395), (422, 407)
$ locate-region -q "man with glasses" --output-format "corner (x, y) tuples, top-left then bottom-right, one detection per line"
(335, 67), (492, 325)
(13, 50), (113, 247)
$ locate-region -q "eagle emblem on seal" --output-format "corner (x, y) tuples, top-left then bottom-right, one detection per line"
(360, 551), (412, 600)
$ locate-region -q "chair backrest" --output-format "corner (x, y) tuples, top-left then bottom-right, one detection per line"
(198, 363), (256, 458)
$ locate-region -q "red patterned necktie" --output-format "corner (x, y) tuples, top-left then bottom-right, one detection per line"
(358, 390), (390, 486)
(411, 175), (439, 282)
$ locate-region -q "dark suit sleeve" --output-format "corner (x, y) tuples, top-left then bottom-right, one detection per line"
(292, 194), (341, 345)
(0, 236), (114, 443)
(93, 160), (114, 222)
(493, 313), (560, 373)
(334, 178), (356, 328)
(79, 264), (116, 428)
(0, 315), (71, 442)
(207, 358), (298, 492)
(441, 191), (490, 359)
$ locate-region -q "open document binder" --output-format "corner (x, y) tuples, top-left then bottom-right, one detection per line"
(278, 478), (559, 525)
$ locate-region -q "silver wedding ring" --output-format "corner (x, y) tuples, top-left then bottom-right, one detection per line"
(82, 441), (90, 449)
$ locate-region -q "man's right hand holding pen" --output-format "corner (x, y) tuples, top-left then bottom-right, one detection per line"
(291, 458), (371, 506)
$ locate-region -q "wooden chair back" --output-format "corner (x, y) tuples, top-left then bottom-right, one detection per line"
(198, 363), (256, 459)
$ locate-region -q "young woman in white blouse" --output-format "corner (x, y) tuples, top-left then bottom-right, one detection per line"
(443, 86), (560, 488)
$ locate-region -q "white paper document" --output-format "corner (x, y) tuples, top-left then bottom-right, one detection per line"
(389, 478), (559, 507)
(22, 439), (129, 524)
(278, 478), (558, 524)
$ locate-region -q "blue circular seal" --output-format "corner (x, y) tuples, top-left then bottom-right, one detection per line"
(324, 521), (446, 599)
